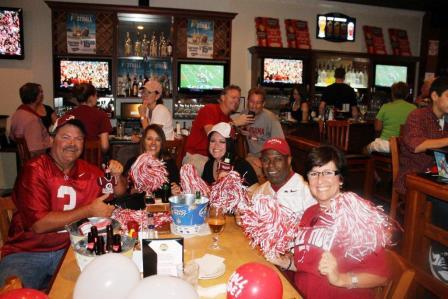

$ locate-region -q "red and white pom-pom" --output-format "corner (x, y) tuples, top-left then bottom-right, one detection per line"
(180, 164), (210, 197)
(240, 194), (299, 259)
(327, 192), (396, 261)
(111, 208), (148, 233)
(153, 211), (172, 229)
(129, 153), (168, 194)
(209, 171), (249, 213)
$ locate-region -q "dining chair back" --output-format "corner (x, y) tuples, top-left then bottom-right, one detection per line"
(325, 120), (350, 152)
(375, 249), (415, 299)
(14, 137), (31, 169)
(0, 196), (16, 248)
(166, 136), (186, 170)
(83, 139), (102, 167)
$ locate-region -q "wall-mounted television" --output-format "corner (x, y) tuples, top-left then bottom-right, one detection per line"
(178, 61), (228, 95)
(374, 64), (408, 87)
(54, 57), (112, 94)
(0, 7), (24, 60)
(316, 13), (356, 42)
(120, 102), (140, 120)
(262, 57), (303, 87)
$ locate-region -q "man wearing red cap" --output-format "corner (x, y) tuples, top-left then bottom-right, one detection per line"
(250, 138), (315, 218)
(0, 115), (118, 290)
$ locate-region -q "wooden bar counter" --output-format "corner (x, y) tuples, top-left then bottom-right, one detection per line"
(402, 174), (448, 298)
(49, 216), (301, 299)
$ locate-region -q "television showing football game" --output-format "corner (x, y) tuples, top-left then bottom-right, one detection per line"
(374, 64), (408, 87)
(58, 58), (111, 91)
(0, 7), (24, 59)
(262, 58), (303, 85)
(179, 63), (225, 91)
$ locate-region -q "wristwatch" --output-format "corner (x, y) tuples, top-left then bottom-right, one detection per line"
(348, 272), (358, 289)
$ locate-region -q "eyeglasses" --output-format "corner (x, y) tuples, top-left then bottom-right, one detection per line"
(307, 170), (340, 179)
(141, 90), (160, 96)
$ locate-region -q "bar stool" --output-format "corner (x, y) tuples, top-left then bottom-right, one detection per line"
(364, 151), (393, 203)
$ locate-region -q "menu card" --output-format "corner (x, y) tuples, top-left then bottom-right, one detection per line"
(363, 25), (387, 55)
(284, 19), (311, 49)
(389, 28), (412, 56)
(255, 17), (283, 47)
(142, 238), (183, 277)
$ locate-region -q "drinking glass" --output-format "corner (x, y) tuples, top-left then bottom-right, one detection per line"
(358, 105), (368, 122)
(177, 261), (199, 289)
(207, 205), (226, 250)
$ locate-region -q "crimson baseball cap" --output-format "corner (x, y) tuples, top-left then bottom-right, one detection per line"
(261, 138), (291, 156)
(50, 114), (86, 136)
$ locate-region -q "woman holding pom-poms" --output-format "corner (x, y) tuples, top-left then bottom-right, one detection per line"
(274, 145), (393, 299)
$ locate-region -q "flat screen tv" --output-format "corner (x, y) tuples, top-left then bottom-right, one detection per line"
(120, 102), (140, 120)
(374, 64), (408, 87)
(0, 7), (24, 60)
(262, 57), (303, 86)
(316, 13), (356, 42)
(54, 57), (112, 94)
(178, 61), (228, 94)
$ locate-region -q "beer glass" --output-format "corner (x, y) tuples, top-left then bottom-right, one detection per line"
(206, 205), (226, 250)
(358, 105), (368, 122)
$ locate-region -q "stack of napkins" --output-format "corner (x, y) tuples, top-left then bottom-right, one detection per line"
(195, 254), (226, 279)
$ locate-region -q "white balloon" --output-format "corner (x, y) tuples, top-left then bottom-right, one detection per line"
(74, 253), (141, 299)
(127, 275), (199, 299)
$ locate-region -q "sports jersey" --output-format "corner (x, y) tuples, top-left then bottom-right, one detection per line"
(2, 154), (103, 257)
(293, 203), (389, 299)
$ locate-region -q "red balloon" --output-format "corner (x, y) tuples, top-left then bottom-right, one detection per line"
(227, 262), (283, 299)
(1, 288), (48, 299)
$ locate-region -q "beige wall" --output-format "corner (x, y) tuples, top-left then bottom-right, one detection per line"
(0, 0), (424, 126)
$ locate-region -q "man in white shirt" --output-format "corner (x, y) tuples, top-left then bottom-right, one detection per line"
(250, 138), (315, 219)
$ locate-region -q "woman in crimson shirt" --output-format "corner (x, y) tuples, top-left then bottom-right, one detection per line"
(272, 145), (392, 299)
(65, 83), (112, 153)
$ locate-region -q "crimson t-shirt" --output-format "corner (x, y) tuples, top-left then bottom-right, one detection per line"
(293, 204), (390, 299)
(185, 104), (230, 156)
(66, 105), (112, 140)
(2, 155), (103, 257)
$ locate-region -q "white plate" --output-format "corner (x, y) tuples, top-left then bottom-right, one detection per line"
(199, 262), (226, 280)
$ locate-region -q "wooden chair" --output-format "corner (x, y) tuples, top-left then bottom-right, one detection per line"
(325, 120), (350, 151)
(235, 132), (249, 160)
(83, 139), (102, 167)
(0, 196), (16, 248)
(375, 249), (415, 299)
(389, 136), (403, 220)
(166, 136), (186, 170)
(325, 120), (371, 192)
(14, 137), (31, 170)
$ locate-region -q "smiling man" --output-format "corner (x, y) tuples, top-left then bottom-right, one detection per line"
(0, 115), (116, 290)
(240, 87), (284, 182)
(250, 138), (315, 218)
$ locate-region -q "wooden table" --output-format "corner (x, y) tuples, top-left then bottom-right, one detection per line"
(49, 216), (301, 299)
(402, 174), (448, 298)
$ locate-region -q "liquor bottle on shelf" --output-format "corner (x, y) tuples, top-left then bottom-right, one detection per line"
(150, 32), (158, 57)
(124, 32), (133, 56)
(134, 31), (142, 57)
(132, 77), (139, 97)
(167, 40), (173, 56)
(159, 32), (167, 57)
(138, 75), (144, 89)
(142, 33), (149, 57)
(126, 73), (131, 97)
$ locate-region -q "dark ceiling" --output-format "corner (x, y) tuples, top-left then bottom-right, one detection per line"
(329, 0), (444, 12)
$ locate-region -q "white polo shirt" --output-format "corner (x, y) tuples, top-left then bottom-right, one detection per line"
(251, 172), (316, 219)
